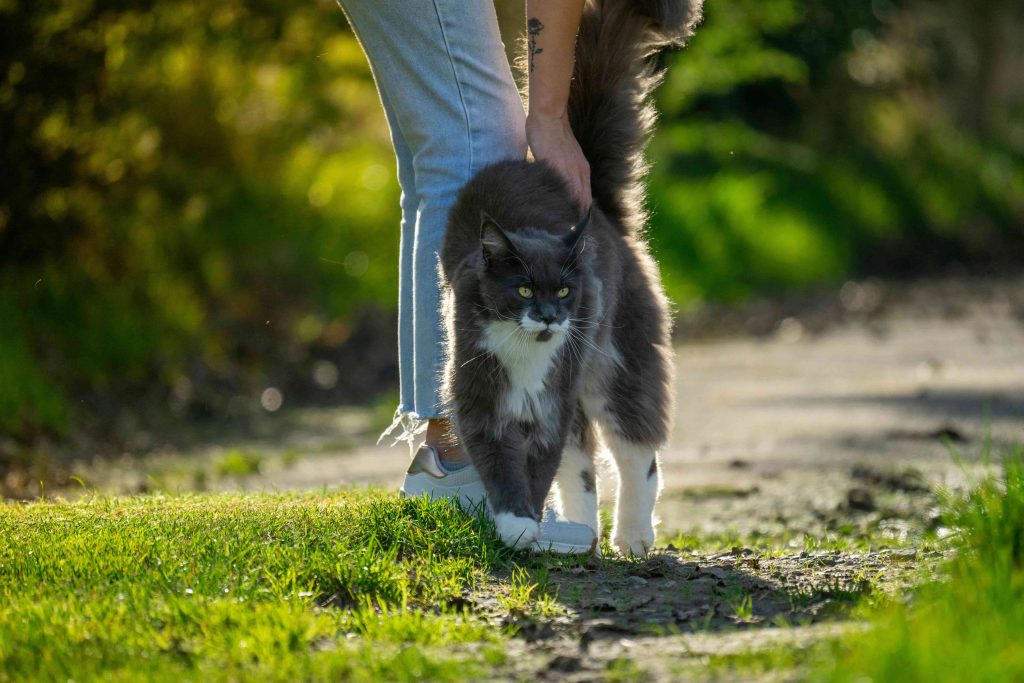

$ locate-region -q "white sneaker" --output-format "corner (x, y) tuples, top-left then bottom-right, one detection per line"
(400, 445), (597, 554)
(400, 444), (487, 511)
(535, 507), (598, 554)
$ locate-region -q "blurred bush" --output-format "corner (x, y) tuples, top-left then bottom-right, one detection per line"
(648, 0), (1024, 307)
(1, 0), (400, 445)
(1, 0), (1022, 447)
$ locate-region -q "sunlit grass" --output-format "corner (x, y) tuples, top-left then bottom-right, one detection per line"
(4, 448), (1023, 682)
(0, 491), (511, 682)
(814, 450), (1024, 681)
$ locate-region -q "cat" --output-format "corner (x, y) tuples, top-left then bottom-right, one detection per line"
(438, 0), (702, 556)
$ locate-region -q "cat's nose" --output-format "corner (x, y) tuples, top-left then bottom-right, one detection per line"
(537, 302), (559, 325)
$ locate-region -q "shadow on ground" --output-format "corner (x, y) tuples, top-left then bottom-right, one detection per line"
(466, 544), (931, 680)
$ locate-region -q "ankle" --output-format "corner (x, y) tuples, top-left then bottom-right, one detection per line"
(426, 419), (466, 462)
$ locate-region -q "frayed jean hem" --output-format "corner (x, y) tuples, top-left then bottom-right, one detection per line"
(377, 407), (437, 455)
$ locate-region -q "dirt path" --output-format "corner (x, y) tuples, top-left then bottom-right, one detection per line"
(472, 542), (940, 681)
(177, 277), (1023, 544)
(84, 277), (1023, 545)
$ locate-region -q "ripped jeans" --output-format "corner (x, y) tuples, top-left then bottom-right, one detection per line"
(337, 0), (527, 446)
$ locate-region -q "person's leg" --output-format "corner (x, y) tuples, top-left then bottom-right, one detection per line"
(339, 0), (527, 455)
(376, 87), (417, 428)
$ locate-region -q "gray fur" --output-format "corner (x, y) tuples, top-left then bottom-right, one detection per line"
(439, 0), (694, 522)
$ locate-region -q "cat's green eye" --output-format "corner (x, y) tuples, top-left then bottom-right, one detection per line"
(557, 287), (570, 298)
(517, 286), (534, 298)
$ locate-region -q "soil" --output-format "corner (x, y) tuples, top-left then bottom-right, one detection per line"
(474, 544), (941, 681)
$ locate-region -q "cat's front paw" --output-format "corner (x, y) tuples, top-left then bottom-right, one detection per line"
(493, 513), (540, 550)
(612, 524), (655, 557)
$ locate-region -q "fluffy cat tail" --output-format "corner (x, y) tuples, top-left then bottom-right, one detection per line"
(568, 0), (703, 234)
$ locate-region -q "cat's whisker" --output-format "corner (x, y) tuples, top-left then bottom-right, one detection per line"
(459, 350), (491, 368)
(564, 333), (587, 370)
(569, 313), (623, 330)
(568, 327), (619, 363)
(467, 319), (529, 372)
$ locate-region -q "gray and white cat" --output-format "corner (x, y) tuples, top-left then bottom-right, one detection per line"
(439, 0), (702, 556)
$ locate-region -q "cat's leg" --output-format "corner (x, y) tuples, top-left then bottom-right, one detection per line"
(601, 427), (662, 556)
(554, 408), (599, 532)
(600, 306), (673, 557)
(461, 422), (540, 549)
(525, 418), (569, 519)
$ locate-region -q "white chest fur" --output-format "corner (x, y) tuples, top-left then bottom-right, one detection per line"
(480, 320), (565, 421)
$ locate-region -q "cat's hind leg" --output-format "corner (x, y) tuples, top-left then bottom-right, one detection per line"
(553, 408), (600, 533)
(602, 428), (661, 557)
(599, 328), (673, 557)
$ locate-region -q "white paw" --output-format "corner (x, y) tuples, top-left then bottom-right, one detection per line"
(612, 524), (655, 557)
(493, 513), (540, 550)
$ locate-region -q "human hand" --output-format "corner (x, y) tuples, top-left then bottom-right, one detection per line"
(526, 111), (592, 209)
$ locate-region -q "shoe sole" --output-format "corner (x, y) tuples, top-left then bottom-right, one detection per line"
(531, 537), (598, 555)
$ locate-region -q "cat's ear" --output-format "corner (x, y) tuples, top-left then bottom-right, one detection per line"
(480, 212), (515, 265)
(563, 207), (591, 252)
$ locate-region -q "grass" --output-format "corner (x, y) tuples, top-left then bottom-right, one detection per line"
(0, 491), (512, 682)
(814, 450), (1024, 682)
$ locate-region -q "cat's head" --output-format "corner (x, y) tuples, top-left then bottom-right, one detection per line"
(476, 210), (590, 342)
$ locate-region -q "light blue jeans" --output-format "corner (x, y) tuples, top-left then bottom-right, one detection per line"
(337, 1), (527, 442)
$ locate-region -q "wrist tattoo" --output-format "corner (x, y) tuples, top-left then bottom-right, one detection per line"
(527, 17), (544, 74)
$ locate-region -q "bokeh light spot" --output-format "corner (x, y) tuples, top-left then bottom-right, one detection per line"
(260, 387), (283, 412)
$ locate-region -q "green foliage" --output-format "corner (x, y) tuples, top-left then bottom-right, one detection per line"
(649, 0), (1024, 306)
(0, 492), (509, 682)
(1, 0), (399, 440)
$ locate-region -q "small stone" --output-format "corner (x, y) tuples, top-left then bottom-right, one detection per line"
(687, 577), (718, 591)
(622, 594), (653, 610)
(584, 595), (618, 611)
(672, 607), (699, 622)
(847, 487), (876, 511)
(579, 619), (636, 651)
(702, 566), (730, 581)
(547, 655), (582, 673)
